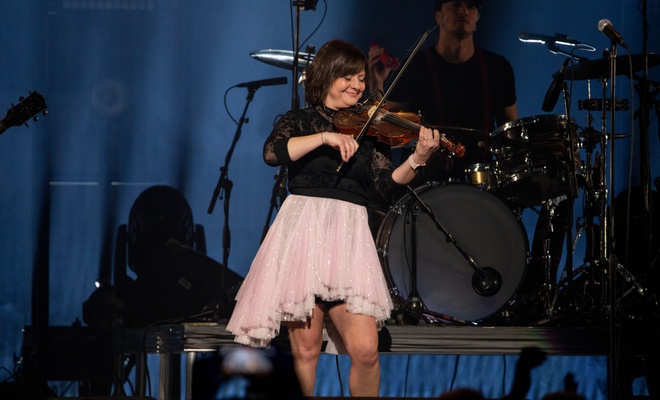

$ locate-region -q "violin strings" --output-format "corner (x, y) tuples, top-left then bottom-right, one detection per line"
(375, 108), (420, 131)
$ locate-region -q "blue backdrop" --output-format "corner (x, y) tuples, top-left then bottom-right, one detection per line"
(1, 0), (658, 398)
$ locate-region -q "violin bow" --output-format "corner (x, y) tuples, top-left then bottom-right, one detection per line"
(337, 26), (436, 172)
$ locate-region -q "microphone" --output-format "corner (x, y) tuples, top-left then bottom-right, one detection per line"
(236, 77), (288, 89)
(472, 266), (502, 297)
(598, 19), (628, 48)
(519, 32), (584, 47)
(542, 58), (570, 112)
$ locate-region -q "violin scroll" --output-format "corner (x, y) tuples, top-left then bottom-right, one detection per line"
(439, 135), (465, 158)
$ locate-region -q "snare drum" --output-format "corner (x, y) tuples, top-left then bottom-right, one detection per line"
(376, 182), (528, 323)
(464, 163), (497, 191)
(491, 114), (579, 205)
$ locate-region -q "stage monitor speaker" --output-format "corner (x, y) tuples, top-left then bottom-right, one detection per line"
(0, 382), (56, 400)
(119, 242), (243, 327)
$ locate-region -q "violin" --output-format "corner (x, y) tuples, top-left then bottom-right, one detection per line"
(333, 101), (466, 157)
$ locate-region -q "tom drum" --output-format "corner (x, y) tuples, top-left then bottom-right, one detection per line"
(491, 114), (580, 205)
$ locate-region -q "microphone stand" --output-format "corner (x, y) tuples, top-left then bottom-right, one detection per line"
(259, 1), (315, 240)
(404, 185), (502, 300)
(605, 42), (620, 400)
(636, 0), (654, 288)
(406, 200), (423, 321)
(207, 86), (258, 317)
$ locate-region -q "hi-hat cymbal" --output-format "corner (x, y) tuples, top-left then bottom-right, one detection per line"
(250, 49), (315, 70)
(580, 128), (630, 140)
(562, 53), (660, 80)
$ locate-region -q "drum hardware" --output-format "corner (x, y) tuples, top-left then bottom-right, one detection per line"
(404, 195), (424, 323)
(561, 53), (660, 81)
(404, 185), (503, 298)
(558, 77), (580, 321)
(549, 49), (660, 329)
(493, 73), (584, 324)
(377, 182), (528, 324)
(386, 183), (504, 326)
(546, 258), (659, 326)
(536, 198), (565, 319)
(382, 195), (468, 326)
(578, 98), (629, 112)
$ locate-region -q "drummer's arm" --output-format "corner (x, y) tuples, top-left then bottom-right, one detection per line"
(502, 103), (518, 123)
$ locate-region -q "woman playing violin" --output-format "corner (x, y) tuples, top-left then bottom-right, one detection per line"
(226, 39), (440, 397)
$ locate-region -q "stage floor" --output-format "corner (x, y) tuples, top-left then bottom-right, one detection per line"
(178, 321), (660, 357)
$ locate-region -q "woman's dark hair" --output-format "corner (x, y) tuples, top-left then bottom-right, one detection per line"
(304, 39), (367, 106)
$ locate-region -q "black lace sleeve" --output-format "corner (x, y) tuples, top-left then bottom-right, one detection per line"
(371, 145), (399, 202)
(263, 111), (297, 166)
(263, 108), (331, 166)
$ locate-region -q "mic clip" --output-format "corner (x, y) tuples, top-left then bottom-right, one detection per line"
(293, 0), (317, 10)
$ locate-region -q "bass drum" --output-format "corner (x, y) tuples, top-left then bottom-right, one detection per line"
(377, 182), (529, 323)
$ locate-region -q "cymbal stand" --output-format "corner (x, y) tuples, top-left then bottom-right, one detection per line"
(590, 69), (612, 315)
(557, 80), (579, 316)
(536, 198), (562, 319)
(603, 43), (624, 400)
(537, 81), (580, 322)
(637, 0), (654, 276)
(574, 107), (603, 302)
(260, 2), (317, 236)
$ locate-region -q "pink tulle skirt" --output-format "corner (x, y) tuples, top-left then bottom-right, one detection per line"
(226, 194), (393, 348)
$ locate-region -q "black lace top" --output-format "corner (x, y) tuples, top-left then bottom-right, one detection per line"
(263, 104), (399, 206)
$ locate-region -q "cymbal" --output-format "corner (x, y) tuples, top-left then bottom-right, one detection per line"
(250, 49), (315, 70)
(562, 53), (660, 80)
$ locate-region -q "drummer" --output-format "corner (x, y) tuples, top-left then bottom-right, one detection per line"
(368, 0), (517, 184)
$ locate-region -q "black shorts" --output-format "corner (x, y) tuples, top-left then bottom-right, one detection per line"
(315, 296), (345, 310)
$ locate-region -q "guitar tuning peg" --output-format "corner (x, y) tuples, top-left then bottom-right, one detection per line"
(33, 116), (39, 122)
(18, 96), (25, 101)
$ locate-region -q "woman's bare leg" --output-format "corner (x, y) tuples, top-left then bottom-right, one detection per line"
(328, 304), (380, 397)
(285, 303), (325, 396)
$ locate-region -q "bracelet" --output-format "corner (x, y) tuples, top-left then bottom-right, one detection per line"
(321, 131), (327, 145)
(407, 154), (426, 171)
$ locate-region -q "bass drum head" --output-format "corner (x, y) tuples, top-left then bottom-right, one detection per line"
(377, 182), (529, 323)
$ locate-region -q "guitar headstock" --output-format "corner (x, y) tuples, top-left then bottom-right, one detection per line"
(1, 91), (48, 135)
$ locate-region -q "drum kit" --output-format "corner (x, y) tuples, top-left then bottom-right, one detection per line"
(376, 113), (585, 325)
(375, 53), (660, 327)
(252, 45), (660, 327)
